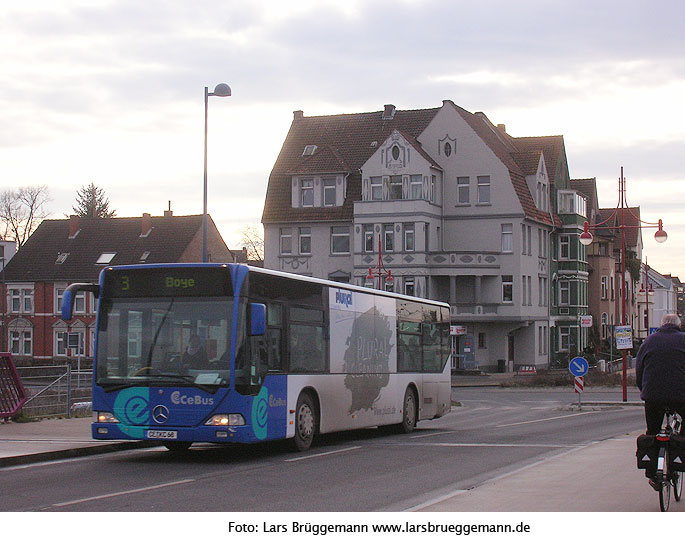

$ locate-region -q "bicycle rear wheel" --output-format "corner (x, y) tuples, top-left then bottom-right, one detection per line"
(674, 470), (683, 502)
(659, 449), (672, 512)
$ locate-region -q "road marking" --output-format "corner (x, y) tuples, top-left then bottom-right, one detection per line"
(397, 442), (575, 449)
(410, 430), (458, 439)
(52, 479), (195, 507)
(495, 410), (602, 428)
(284, 446), (361, 463)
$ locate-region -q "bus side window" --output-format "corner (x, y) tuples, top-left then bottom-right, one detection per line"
(267, 303), (283, 372)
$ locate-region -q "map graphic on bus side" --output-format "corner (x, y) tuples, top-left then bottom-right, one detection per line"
(330, 289), (396, 414)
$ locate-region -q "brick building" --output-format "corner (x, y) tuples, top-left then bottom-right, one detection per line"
(1, 212), (237, 361)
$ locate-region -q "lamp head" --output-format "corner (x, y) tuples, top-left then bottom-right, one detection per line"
(579, 221), (593, 246)
(212, 83), (232, 97)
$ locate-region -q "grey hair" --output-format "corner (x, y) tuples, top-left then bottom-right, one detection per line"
(661, 314), (681, 327)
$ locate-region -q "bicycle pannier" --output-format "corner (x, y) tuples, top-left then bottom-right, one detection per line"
(636, 434), (659, 471)
(669, 434), (685, 472)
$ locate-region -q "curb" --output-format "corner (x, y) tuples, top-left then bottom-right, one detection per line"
(0, 441), (158, 468)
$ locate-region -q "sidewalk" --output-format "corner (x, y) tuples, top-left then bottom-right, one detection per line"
(0, 416), (150, 467)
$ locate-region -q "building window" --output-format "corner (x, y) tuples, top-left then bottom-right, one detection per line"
(55, 331), (67, 356)
(370, 177), (382, 201)
(330, 226), (350, 254)
(601, 313), (608, 339)
(403, 223), (415, 252)
(383, 224), (394, 252)
(477, 175), (490, 204)
(559, 235), (571, 260)
(55, 287), (85, 314)
(279, 228), (292, 254)
(9, 288), (33, 314)
(559, 326), (571, 352)
(601, 276), (608, 299)
(404, 277), (415, 297)
(299, 227), (311, 254)
(389, 175), (403, 200)
(410, 175), (423, 200)
(502, 275), (513, 303)
(323, 178), (337, 207)
(300, 179), (314, 207)
(363, 224), (375, 253)
(9, 329), (32, 356)
(457, 177), (469, 204)
(478, 332), (486, 348)
(559, 280), (570, 305)
(502, 223), (513, 253)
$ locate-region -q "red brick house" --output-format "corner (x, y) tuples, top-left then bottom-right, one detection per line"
(1, 212), (239, 362)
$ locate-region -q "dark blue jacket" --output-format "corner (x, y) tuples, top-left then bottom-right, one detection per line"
(636, 323), (685, 402)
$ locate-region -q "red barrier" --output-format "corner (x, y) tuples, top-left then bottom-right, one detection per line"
(0, 352), (27, 420)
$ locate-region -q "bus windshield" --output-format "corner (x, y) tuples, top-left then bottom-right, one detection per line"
(95, 297), (236, 390)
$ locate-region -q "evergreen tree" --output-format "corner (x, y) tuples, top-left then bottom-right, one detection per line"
(72, 182), (116, 218)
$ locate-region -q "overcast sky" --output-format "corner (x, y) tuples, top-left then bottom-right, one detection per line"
(2, 0), (684, 275)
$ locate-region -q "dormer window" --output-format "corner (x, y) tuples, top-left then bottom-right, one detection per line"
(96, 252), (116, 265)
(302, 145), (317, 156)
(300, 179), (314, 207)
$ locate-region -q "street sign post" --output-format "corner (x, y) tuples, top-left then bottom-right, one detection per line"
(569, 356), (589, 409)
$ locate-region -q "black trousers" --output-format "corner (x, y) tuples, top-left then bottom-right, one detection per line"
(644, 401), (685, 435)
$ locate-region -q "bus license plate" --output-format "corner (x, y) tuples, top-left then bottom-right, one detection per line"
(146, 430), (177, 440)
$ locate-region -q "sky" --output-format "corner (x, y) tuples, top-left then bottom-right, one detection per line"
(2, 0), (684, 276)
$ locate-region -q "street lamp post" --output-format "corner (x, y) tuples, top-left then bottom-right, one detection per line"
(365, 236), (394, 291)
(579, 167), (667, 401)
(203, 83), (231, 263)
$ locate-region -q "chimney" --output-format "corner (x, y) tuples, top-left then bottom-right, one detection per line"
(382, 104), (396, 120)
(164, 200), (173, 217)
(141, 213), (152, 237)
(497, 124), (506, 133)
(293, 110), (304, 121)
(68, 215), (80, 239)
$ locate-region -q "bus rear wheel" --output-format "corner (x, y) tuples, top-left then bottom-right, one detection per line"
(397, 388), (417, 434)
(293, 392), (317, 452)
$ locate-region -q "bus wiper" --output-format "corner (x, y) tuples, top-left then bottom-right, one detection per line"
(141, 371), (218, 394)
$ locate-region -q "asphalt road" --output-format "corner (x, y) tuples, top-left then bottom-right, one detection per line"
(2, 388), (644, 512)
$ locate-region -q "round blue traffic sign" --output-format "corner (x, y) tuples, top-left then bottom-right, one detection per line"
(569, 357), (589, 377)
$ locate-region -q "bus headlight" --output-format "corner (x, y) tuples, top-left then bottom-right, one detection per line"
(205, 414), (245, 426)
(96, 412), (120, 423)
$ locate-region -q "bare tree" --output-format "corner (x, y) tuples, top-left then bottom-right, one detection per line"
(239, 224), (264, 261)
(0, 185), (50, 248)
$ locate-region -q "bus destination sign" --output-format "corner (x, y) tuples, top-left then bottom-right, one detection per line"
(104, 267), (232, 298)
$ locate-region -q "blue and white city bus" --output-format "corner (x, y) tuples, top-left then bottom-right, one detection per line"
(62, 264), (451, 452)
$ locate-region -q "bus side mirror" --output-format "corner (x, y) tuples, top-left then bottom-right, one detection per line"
(250, 303), (266, 336)
(61, 283), (100, 321)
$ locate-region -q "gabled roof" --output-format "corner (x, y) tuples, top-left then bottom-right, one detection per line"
(3, 214), (225, 282)
(263, 102), (565, 227)
(286, 145), (351, 175)
(263, 106), (441, 223)
(513, 136), (567, 187)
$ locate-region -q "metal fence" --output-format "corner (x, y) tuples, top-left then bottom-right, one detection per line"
(16, 364), (92, 419)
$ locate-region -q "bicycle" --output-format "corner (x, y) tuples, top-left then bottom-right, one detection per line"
(654, 408), (683, 512)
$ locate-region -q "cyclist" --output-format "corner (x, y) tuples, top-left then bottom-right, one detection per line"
(636, 313), (685, 488)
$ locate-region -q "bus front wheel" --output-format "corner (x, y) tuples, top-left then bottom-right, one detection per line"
(164, 441), (192, 453)
(293, 392), (317, 452)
